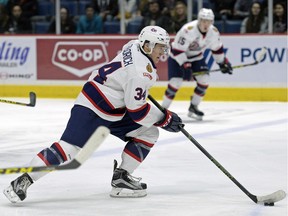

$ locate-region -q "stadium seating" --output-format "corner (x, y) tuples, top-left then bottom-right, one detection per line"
(192, 0), (214, 15)
(38, 1), (54, 16)
(34, 22), (50, 34)
(213, 20), (224, 32)
(104, 21), (120, 33)
(126, 20), (142, 34)
(225, 20), (242, 33)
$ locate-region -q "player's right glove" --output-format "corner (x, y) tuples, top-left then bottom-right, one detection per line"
(218, 58), (233, 75)
(154, 109), (184, 132)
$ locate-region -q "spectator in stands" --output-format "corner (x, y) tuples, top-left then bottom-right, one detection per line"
(48, 7), (76, 34)
(240, 1), (268, 33)
(92, 0), (119, 21)
(6, 0), (37, 19)
(209, 0), (236, 20)
(0, 3), (9, 33)
(139, 0), (173, 17)
(233, 0), (250, 19)
(76, 4), (103, 34)
(171, 1), (187, 32)
(4, 4), (32, 34)
(140, 0), (174, 33)
(138, 0), (152, 16)
(273, 2), (287, 33)
(160, 0), (175, 17)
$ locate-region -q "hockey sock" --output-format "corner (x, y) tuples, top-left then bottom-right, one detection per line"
(29, 141), (80, 181)
(162, 84), (178, 108)
(192, 83), (208, 105)
(120, 139), (154, 173)
(37, 142), (68, 166)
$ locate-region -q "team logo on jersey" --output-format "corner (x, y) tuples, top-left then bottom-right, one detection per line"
(52, 42), (109, 77)
(189, 40), (200, 50)
(143, 72), (153, 80)
(187, 26), (193, 30)
(146, 63), (152, 73)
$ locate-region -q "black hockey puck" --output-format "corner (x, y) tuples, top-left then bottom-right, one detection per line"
(264, 202), (274, 206)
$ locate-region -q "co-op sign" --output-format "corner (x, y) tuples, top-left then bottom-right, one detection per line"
(52, 41), (109, 77)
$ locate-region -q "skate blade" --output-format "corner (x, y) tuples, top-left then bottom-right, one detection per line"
(187, 112), (203, 121)
(3, 185), (20, 203)
(110, 187), (147, 198)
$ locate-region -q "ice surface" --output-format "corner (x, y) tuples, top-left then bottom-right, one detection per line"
(0, 98), (287, 216)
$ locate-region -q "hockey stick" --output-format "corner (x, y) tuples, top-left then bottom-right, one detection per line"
(193, 47), (267, 76)
(0, 92), (36, 107)
(0, 126), (110, 174)
(148, 94), (286, 205)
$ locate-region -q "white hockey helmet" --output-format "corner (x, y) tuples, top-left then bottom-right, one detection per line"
(138, 26), (170, 54)
(198, 8), (215, 22)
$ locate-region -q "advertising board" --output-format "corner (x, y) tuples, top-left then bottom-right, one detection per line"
(0, 37), (36, 82)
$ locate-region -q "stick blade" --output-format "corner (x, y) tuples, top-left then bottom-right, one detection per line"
(257, 190), (286, 204)
(256, 47), (267, 63)
(28, 92), (36, 107)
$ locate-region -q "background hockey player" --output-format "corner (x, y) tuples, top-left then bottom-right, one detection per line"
(3, 26), (183, 203)
(162, 8), (233, 120)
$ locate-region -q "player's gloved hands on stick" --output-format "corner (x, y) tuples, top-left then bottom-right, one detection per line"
(218, 58), (233, 75)
(154, 109), (184, 132)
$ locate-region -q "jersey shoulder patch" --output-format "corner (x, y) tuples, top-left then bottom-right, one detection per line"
(143, 63), (154, 80)
(187, 25), (193, 31)
(212, 27), (219, 33)
(146, 63), (153, 73)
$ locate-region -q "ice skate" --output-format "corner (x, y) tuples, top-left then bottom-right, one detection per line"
(110, 160), (147, 198)
(3, 173), (33, 203)
(188, 104), (204, 120)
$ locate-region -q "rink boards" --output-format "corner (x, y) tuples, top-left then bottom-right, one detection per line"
(0, 35), (287, 101)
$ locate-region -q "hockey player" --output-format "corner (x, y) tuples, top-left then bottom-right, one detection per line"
(3, 26), (183, 202)
(162, 8), (233, 120)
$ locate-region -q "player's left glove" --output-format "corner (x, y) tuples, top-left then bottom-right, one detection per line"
(218, 58), (233, 75)
(154, 109), (184, 133)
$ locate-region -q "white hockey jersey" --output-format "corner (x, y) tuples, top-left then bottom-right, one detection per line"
(75, 40), (164, 127)
(170, 20), (225, 66)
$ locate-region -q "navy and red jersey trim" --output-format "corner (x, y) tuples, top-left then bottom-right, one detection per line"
(127, 103), (150, 122)
(171, 47), (185, 56)
(212, 45), (224, 54)
(187, 52), (202, 59)
(82, 81), (126, 116)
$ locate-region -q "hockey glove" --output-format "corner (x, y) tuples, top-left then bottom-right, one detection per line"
(218, 58), (233, 75)
(154, 109), (183, 132)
